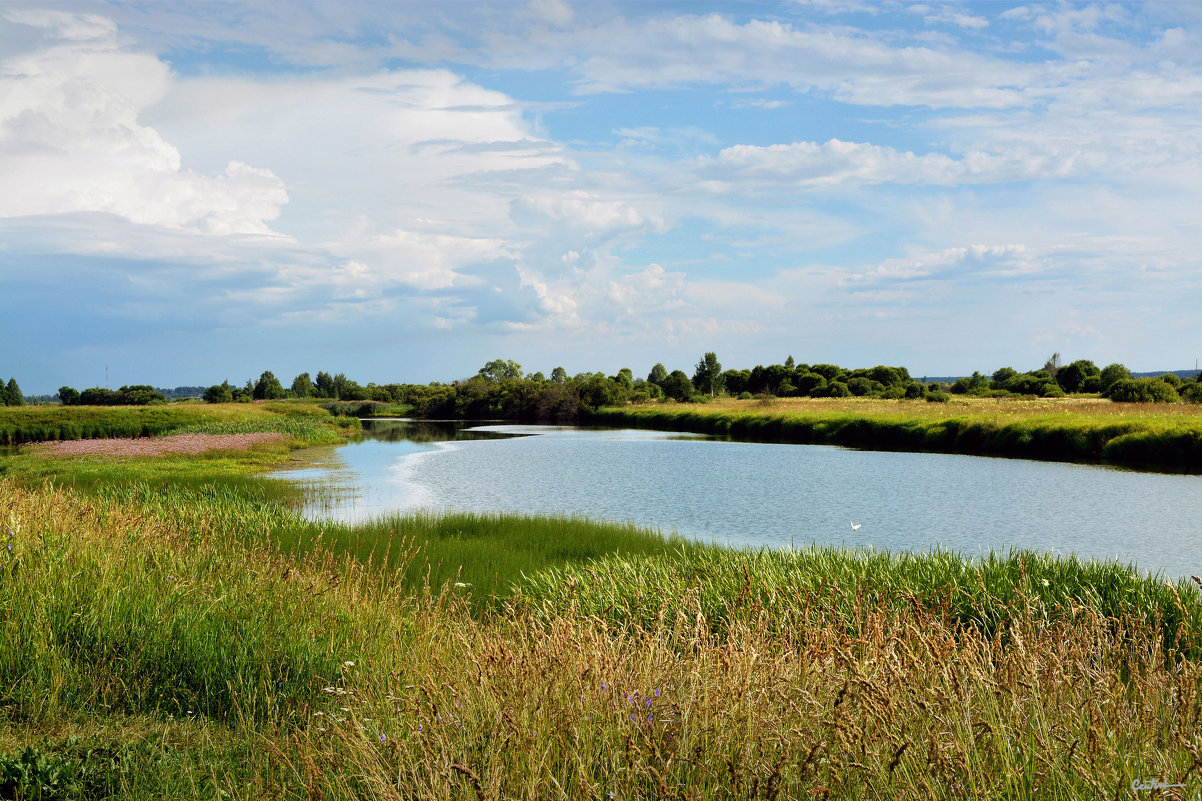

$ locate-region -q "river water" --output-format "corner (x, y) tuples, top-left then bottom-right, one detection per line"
(274, 419), (1202, 578)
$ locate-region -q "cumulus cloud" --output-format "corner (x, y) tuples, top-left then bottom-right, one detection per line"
(0, 10), (288, 234)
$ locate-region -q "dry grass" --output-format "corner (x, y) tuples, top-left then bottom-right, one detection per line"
(667, 395), (1202, 424)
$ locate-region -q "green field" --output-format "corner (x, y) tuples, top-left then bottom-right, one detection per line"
(594, 395), (1202, 473)
(1, 403), (1200, 799)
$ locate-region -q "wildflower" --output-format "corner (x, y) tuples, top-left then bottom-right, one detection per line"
(344, 660), (355, 667)
(380, 733), (386, 743)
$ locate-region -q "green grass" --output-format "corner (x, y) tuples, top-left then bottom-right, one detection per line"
(3, 478), (1200, 799)
(3, 401), (1202, 798)
(594, 398), (1202, 473)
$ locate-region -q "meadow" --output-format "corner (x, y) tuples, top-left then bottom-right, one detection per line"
(2, 401), (1201, 798)
(594, 396), (1202, 473)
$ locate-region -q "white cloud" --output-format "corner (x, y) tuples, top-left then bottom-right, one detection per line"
(695, 138), (1077, 189)
(0, 11), (287, 234)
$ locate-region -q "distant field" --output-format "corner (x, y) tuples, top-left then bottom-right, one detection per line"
(0, 400), (358, 445)
(594, 396), (1202, 473)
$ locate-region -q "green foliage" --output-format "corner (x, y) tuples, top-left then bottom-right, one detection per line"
(290, 372), (314, 398)
(990, 366), (1018, 388)
(661, 370), (694, 402)
(253, 370), (286, 400)
(478, 358), (522, 381)
(950, 371), (989, 395)
(75, 385), (165, 406)
(57, 387), (79, 406)
(1106, 377), (1181, 403)
(1001, 372), (1060, 397)
(1160, 372), (1182, 388)
(203, 382), (234, 404)
(820, 380), (852, 398)
(926, 390), (951, 403)
(4, 378), (24, 406)
(794, 372), (826, 396)
(1055, 359), (1100, 393)
(1099, 363), (1131, 393)
(550, 366), (567, 384)
(691, 352), (724, 396)
(646, 363), (667, 386)
(314, 370), (336, 398)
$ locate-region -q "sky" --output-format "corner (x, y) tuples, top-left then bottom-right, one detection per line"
(1, 1), (1200, 393)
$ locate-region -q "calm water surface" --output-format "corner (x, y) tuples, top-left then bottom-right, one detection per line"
(276, 419), (1202, 578)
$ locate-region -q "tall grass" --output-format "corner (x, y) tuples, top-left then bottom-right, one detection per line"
(595, 398), (1202, 473)
(2, 477), (1201, 798)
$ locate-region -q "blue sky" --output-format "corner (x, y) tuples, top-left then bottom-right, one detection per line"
(1, 1), (1199, 393)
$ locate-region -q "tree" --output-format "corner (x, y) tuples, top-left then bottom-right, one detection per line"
(990, 367), (1018, 389)
(253, 371), (286, 400)
(314, 371), (337, 398)
(58, 386), (80, 406)
(662, 370), (694, 402)
(5, 378), (23, 406)
(614, 368), (633, 388)
(647, 363), (668, 386)
(1042, 352), (1062, 377)
(291, 372), (314, 398)
(79, 387), (118, 405)
(478, 359), (522, 382)
(204, 382), (234, 404)
(1099, 363), (1131, 394)
(692, 352), (724, 397)
(1056, 360), (1100, 393)
(550, 367), (567, 384)
(784, 355), (795, 369)
(116, 385), (166, 405)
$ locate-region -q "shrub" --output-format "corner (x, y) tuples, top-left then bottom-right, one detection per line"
(737, 391), (753, 400)
(926, 391), (950, 403)
(1106, 378), (1180, 403)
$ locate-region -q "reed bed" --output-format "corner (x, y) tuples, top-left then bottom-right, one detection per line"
(3, 477), (1201, 798)
(595, 398), (1202, 473)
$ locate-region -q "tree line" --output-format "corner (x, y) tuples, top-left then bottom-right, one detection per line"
(25, 352), (1202, 415)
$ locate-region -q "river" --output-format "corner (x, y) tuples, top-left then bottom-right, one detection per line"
(273, 419), (1202, 578)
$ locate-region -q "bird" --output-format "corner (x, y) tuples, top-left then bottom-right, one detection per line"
(850, 521), (861, 533)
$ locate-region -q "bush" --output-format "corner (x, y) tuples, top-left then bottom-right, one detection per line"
(820, 381), (852, 398)
(1106, 378), (1180, 403)
(926, 391), (950, 403)
(738, 391), (753, 400)
(904, 382), (926, 399)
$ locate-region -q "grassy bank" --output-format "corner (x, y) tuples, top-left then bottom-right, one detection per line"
(593, 397), (1202, 473)
(2, 477), (1201, 799)
(0, 401), (360, 446)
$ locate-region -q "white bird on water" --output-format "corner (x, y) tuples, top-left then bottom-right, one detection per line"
(850, 521), (861, 533)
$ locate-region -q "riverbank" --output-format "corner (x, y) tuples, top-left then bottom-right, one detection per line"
(2, 476), (1199, 799)
(593, 396), (1202, 473)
